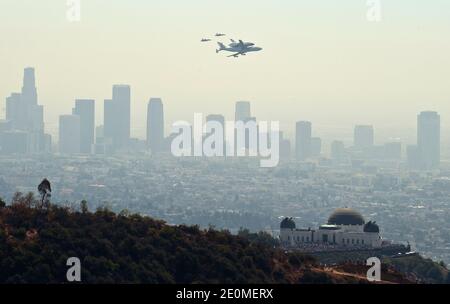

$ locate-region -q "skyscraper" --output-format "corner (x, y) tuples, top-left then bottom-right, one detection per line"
(5, 93), (24, 130)
(296, 121), (312, 161)
(72, 99), (95, 154)
(147, 98), (165, 153)
(417, 111), (440, 170)
(4, 68), (48, 154)
(59, 115), (80, 154)
(113, 85), (131, 148)
(22, 68), (37, 104)
(235, 101), (251, 121)
(354, 125), (374, 148)
(103, 99), (114, 146)
(103, 85), (131, 150)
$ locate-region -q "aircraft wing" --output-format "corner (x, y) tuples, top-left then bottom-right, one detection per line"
(227, 52), (244, 58)
(238, 40), (245, 48)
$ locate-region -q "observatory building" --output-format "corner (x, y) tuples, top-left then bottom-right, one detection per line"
(280, 208), (382, 248)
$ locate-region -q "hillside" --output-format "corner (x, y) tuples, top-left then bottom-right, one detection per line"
(0, 193), (412, 284)
(298, 242), (449, 284)
(384, 255), (450, 284)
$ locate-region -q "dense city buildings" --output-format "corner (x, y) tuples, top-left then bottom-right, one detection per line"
(1, 154), (450, 265)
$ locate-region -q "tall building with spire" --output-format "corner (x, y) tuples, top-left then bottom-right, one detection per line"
(2, 68), (49, 154)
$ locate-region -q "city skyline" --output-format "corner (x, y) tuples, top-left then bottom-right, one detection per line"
(2, 67), (450, 156)
(2, 0), (450, 288)
(1, 67), (448, 164)
(2, 1), (450, 143)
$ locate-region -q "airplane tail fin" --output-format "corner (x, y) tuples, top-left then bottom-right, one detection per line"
(216, 42), (226, 53)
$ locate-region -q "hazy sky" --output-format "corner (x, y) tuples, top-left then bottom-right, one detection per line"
(2, 0), (450, 145)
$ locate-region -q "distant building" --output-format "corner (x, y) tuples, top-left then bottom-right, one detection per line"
(72, 99), (95, 154)
(407, 145), (421, 169)
(354, 125), (374, 148)
(331, 141), (346, 162)
(95, 125), (104, 143)
(5, 93), (23, 129)
(0, 120), (12, 133)
(280, 208), (382, 249)
(94, 125), (106, 154)
(295, 121), (312, 161)
(147, 98), (165, 153)
(103, 85), (131, 150)
(43, 133), (52, 153)
(59, 115), (80, 154)
(279, 132), (291, 160)
(4, 68), (51, 153)
(384, 142), (402, 160)
(311, 137), (322, 157)
(103, 99), (114, 150)
(235, 101), (251, 121)
(0, 130), (28, 154)
(417, 111), (440, 170)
